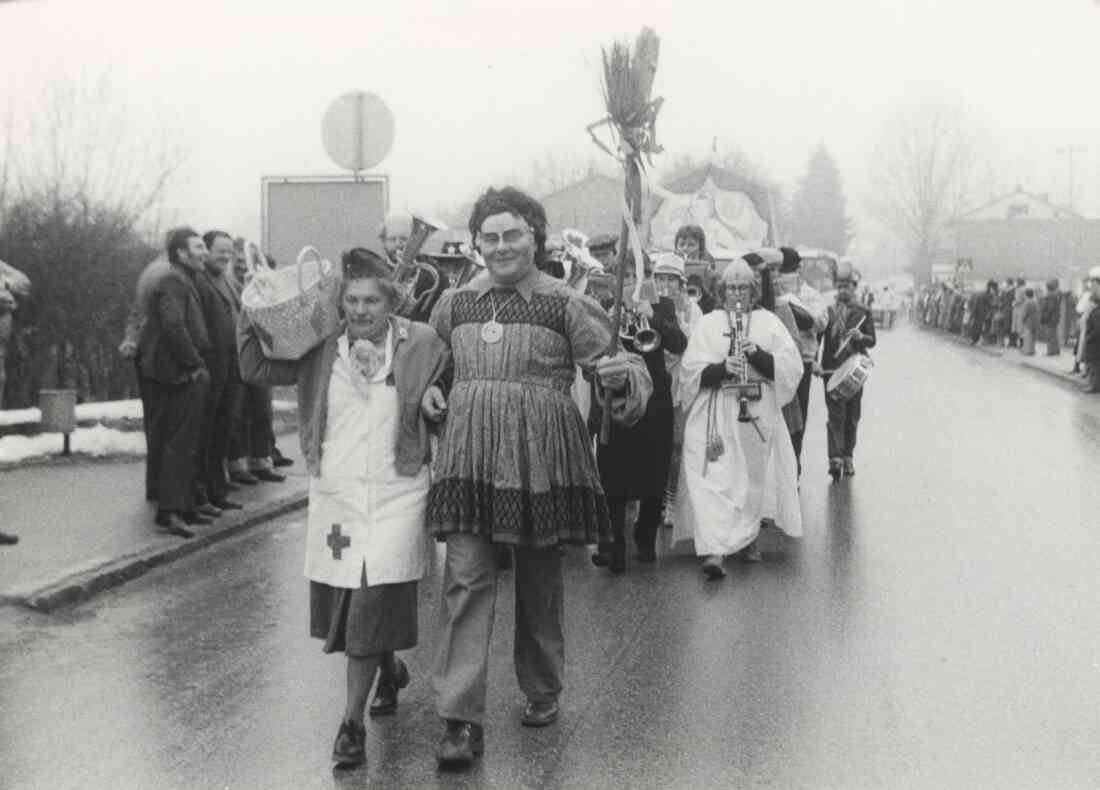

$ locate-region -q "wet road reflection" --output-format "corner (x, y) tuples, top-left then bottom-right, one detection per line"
(1, 324), (1098, 788)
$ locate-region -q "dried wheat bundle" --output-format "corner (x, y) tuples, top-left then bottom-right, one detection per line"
(600, 27), (660, 132)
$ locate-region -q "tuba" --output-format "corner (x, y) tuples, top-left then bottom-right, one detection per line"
(450, 247), (487, 289)
(392, 214), (444, 318)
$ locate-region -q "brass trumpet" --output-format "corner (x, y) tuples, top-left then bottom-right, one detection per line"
(392, 214), (444, 318)
(619, 308), (662, 353)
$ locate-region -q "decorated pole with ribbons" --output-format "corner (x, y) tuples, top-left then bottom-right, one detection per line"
(587, 27), (664, 444)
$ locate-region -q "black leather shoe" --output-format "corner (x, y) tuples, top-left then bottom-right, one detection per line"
(181, 511), (214, 526)
(272, 448), (294, 468)
(590, 552), (611, 568)
(332, 719), (366, 767)
(154, 513), (194, 538)
(635, 542), (657, 563)
(0, 531), (20, 545)
(230, 471), (259, 485)
(253, 469), (286, 483)
(369, 657), (410, 718)
(210, 498), (243, 510)
(436, 720), (483, 768)
(194, 502), (222, 518)
(521, 699), (559, 727)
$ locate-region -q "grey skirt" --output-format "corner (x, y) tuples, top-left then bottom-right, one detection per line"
(309, 573), (418, 657)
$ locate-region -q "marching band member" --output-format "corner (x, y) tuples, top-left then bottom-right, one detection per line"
(774, 247), (829, 473)
(592, 253), (687, 572)
(674, 224), (718, 313)
(651, 252), (703, 530)
(672, 259), (803, 579)
(378, 210), (448, 322)
(740, 249), (804, 537)
(820, 261), (876, 480)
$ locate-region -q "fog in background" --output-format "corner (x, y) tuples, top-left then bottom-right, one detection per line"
(3, 0), (1100, 272)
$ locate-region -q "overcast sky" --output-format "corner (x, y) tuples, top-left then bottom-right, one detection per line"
(3, 0), (1100, 261)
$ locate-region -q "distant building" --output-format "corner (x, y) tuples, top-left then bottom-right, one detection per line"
(540, 174), (626, 239)
(952, 186), (1100, 285)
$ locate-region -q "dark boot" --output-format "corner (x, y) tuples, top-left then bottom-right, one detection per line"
(332, 719), (366, 767)
(369, 656), (410, 718)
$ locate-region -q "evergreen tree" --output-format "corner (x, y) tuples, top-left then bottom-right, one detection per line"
(789, 144), (852, 254)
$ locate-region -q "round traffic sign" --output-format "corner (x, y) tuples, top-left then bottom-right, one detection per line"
(321, 91), (395, 172)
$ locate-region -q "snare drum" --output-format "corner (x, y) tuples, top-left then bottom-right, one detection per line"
(826, 354), (874, 402)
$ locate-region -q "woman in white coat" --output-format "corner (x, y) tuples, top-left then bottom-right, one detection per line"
(239, 248), (448, 768)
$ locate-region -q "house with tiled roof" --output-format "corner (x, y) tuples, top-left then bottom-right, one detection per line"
(953, 186), (1100, 284)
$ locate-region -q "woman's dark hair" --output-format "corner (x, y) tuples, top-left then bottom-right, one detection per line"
(674, 224), (708, 255)
(340, 247), (400, 306)
(1025, 288), (1035, 298)
(468, 186), (547, 266)
(165, 226), (199, 265)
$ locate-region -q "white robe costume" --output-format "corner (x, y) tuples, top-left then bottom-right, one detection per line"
(672, 308), (803, 556)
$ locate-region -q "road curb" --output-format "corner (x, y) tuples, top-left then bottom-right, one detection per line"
(1018, 359), (1087, 388)
(1, 490), (308, 612)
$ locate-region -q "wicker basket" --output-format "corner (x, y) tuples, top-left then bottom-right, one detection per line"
(241, 245), (341, 361)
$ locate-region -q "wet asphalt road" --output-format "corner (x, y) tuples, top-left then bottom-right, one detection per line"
(1, 323), (1098, 790)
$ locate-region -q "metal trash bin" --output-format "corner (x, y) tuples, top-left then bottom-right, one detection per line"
(39, 388), (77, 454)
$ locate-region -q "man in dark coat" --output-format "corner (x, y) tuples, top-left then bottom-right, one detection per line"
(192, 230), (245, 512)
(1083, 268), (1100, 393)
(140, 227), (213, 537)
(592, 256), (687, 572)
(820, 262), (876, 480)
(1040, 279), (1062, 356)
(969, 280), (997, 345)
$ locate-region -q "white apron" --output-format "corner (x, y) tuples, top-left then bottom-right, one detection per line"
(305, 330), (431, 589)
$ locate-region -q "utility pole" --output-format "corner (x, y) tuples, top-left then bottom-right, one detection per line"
(1056, 145), (1087, 211)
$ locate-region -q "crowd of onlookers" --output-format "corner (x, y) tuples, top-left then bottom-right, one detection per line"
(914, 274), (1100, 391)
(119, 230), (293, 537)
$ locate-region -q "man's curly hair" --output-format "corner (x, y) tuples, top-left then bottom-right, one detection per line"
(468, 186), (547, 266)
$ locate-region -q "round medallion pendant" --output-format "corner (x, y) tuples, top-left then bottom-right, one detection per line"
(480, 320), (504, 344)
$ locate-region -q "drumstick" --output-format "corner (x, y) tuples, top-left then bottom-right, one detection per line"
(835, 315), (866, 357)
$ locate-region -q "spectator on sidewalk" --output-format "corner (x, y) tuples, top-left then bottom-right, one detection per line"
(141, 227), (214, 538)
(1020, 288), (1039, 356)
(0, 283), (16, 411)
(1012, 278), (1027, 348)
(191, 229), (244, 514)
(1074, 284), (1094, 375)
(1083, 268), (1100, 393)
(993, 279), (1014, 347)
(119, 254), (171, 501)
(226, 239), (284, 485)
(1040, 279), (1062, 356)
(969, 281), (997, 346)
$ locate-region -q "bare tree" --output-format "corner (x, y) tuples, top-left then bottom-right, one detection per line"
(0, 71), (187, 405)
(17, 73), (185, 237)
(869, 99), (985, 285)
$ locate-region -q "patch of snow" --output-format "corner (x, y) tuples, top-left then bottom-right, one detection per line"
(0, 424), (146, 463)
(76, 399), (144, 420)
(0, 408), (40, 427)
(0, 397), (296, 429)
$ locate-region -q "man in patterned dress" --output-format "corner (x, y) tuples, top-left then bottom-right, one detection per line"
(421, 186), (651, 768)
